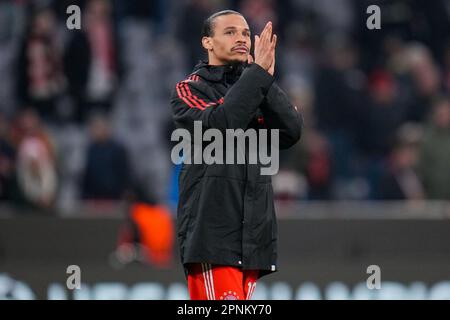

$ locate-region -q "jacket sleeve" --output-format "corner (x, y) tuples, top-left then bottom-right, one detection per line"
(171, 63), (274, 132)
(260, 82), (303, 149)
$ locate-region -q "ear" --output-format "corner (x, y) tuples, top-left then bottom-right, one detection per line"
(202, 36), (213, 51)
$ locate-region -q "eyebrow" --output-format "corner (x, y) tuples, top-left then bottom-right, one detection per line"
(223, 26), (251, 33)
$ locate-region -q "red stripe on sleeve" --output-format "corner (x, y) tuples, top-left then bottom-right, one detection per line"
(176, 82), (205, 110)
(177, 84), (204, 110)
(182, 83), (209, 108)
(176, 83), (195, 108)
(182, 83), (205, 110)
(176, 79), (223, 111)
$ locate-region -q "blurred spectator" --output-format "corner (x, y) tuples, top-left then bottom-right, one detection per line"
(314, 34), (368, 181)
(444, 42), (450, 94)
(384, 36), (410, 77)
(302, 130), (333, 200)
(287, 129), (332, 200)
(360, 70), (408, 157)
(64, 0), (120, 123)
(16, 6), (65, 122)
(280, 24), (316, 88)
(411, 0), (450, 63)
(14, 109), (57, 209)
(0, 113), (17, 201)
(0, 0), (25, 117)
(81, 113), (130, 200)
(378, 139), (424, 201)
(418, 97), (450, 199)
(357, 70), (409, 197)
(111, 184), (174, 269)
(404, 43), (443, 123)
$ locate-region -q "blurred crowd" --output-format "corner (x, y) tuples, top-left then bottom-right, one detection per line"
(0, 0), (450, 216)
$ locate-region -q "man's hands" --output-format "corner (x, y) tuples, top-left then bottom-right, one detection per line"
(248, 22), (277, 76)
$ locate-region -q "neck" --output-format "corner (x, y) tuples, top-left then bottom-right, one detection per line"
(206, 53), (222, 65)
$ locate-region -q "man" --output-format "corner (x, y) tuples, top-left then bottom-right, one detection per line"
(170, 10), (303, 300)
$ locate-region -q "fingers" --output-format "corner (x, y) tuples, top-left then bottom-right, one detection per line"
(254, 35), (260, 52)
(259, 22), (270, 40)
(269, 41), (276, 76)
(258, 22), (270, 48)
(254, 21), (277, 71)
(271, 34), (277, 50)
(258, 22), (276, 51)
(261, 22), (272, 48)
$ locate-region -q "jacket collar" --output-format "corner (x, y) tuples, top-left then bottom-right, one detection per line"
(192, 60), (247, 83)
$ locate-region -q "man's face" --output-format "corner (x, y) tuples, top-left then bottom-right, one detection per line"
(203, 14), (251, 65)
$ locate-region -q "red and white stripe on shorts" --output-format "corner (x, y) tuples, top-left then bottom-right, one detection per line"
(187, 263), (259, 300)
(201, 263), (216, 300)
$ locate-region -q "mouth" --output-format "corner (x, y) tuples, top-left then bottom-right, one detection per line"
(232, 46), (249, 54)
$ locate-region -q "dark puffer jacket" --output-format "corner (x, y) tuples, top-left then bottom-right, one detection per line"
(171, 61), (303, 279)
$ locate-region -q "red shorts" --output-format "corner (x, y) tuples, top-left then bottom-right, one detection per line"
(187, 263), (259, 300)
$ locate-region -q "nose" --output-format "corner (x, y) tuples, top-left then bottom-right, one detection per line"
(236, 33), (247, 44)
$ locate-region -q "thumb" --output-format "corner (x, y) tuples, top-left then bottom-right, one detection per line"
(247, 54), (254, 64)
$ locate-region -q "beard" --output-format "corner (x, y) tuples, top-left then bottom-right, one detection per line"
(226, 58), (247, 69)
